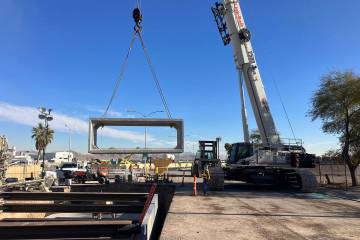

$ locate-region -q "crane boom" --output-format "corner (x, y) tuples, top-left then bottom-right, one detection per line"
(213, 0), (279, 148)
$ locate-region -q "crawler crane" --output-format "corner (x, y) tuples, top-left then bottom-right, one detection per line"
(209, 0), (317, 191)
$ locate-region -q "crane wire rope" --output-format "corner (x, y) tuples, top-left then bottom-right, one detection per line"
(103, 31), (137, 116)
(135, 0), (141, 9)
(272, 78), (297, 140)
(104, 3), (172, 119)
(137, 32), (172, 119)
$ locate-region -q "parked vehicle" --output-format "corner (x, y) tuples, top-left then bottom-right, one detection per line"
(60, 162), (84, 179)
(73, 160), (109, 184)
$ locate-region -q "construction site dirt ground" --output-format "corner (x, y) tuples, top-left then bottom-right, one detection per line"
(160, 181), (360, 240)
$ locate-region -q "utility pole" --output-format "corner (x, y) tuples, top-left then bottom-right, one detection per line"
(127, 110), (164, 174)
(65, 124), (72, 162)
(38, 107), (53, 178)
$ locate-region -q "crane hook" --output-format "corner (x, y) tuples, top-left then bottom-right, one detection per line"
(133, 8), (142, 32)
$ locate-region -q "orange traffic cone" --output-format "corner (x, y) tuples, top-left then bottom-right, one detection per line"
(192, 176), (197, 196)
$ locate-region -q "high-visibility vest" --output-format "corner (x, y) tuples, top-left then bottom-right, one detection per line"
(202, 169), (210, 180)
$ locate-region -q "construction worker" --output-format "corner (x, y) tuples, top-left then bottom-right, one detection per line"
(129, 163), (133, 175)
(202, 164), (211, 196)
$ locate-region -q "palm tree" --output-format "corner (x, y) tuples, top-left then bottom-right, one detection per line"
(32, 123), (44, 162)
(31, 123), (54, 163)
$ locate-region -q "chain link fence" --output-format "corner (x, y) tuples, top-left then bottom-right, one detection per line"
(311, 157), (360, 190)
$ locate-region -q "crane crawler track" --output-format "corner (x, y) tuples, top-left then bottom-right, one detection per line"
(224, 166), (318, 192)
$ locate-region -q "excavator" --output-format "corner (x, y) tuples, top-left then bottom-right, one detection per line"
(192, 0), (318, 192)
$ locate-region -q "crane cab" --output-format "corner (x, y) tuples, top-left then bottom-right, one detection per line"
(228, 142), (253, 164)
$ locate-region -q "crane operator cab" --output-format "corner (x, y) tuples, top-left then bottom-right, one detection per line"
(228, 142), (253, 165)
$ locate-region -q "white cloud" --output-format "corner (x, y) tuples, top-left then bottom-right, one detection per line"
(0, 101), (148, 142)
(85, 107), (123, 117)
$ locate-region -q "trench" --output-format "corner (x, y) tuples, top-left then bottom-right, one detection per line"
(71, 182), (175, 240)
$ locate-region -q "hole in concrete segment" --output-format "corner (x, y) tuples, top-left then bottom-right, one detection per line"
(97, 126), (177, 149)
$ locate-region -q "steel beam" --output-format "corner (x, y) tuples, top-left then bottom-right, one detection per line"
(0, 220), (133, 227)
(0, 192), (148, 201)
(88, 118), (184, 154)
(0, 220), (140, 239)
(0, 203), (144, 213)
(70, 183), (152, 192)
(1, 218), (129, 222)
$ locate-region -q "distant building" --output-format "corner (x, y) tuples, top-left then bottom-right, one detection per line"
(8, 149), (35, 165)
(50, 151), (74, 164)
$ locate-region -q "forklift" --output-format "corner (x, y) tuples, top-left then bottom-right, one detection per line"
(192, 139), (224, 190)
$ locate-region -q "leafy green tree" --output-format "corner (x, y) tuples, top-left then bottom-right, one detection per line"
(224, 143), (232, 159)
(323, 149), (342, 164)
(31, 123), (54, 163)
(250, 129), (261, 144)
(309, 70), (360, 186)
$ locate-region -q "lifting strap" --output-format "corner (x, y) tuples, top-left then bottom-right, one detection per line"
(104, 6), (172, 119)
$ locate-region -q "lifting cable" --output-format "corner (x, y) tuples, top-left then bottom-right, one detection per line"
(138, 32), (172, 119)
(104, 2), (172, 118)
(272, 78), (297, 140)
(103, 31), (137, 116)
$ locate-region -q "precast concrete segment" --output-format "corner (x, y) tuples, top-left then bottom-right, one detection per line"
(88, 118), (184, 154)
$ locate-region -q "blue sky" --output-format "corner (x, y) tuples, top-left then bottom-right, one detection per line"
(1, 0), (360, 155)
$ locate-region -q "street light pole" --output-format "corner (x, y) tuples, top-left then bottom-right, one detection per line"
(65, 124), (72, 162)
(127, 110), (164, 149)
(38, 107), (53, 178)
(144, 127), (147, 149)
(127, 110), (164, 174)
